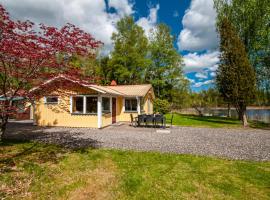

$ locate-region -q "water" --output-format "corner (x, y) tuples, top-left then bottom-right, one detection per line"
(208, 109), (270, 123)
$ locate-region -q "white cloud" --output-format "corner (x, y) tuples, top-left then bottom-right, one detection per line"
(183, 51), (219, 72)
(0, 0), (135, 54)
(209, 64), (218, 71)
(136, 4), (159, 37)
(108, 0), (134, 17)
(177, 0), (219, 51)
(195, 72), (208, 79)
(210, 71), (216, 77)
(193, 79), (214, 88)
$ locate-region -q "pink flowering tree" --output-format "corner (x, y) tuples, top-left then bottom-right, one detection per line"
(0, 5), (102, 139)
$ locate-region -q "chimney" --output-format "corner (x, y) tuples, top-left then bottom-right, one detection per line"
(110, 80), (117, 86)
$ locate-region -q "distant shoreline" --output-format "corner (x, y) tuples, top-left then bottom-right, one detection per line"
(211, 106), (270, 110)
(177, 107), (270, 112)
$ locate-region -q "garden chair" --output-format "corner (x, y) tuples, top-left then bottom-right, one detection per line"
(138, 114), (146, 127)
(145, 115), (154, 127)
(166, 113), (174, 128)
(154, 114), (165, 128)
(130, 114), (138, 127)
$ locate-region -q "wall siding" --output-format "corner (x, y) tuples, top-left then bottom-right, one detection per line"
(35, 85), (154, 128)
(36, 95), (99, 128)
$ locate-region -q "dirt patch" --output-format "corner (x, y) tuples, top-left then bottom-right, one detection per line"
(0, 171), (34, 199)
(66, 159), (119, 200)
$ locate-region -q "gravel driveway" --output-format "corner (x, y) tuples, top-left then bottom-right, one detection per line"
(5, 120), (270, 161)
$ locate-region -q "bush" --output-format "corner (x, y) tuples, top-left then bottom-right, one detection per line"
(153, 99), (171, 114)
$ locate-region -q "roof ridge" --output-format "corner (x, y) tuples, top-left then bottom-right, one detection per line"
(90, 85), (125, 95)
(105, 84), (151, 87)
(101, 85), (127, 95)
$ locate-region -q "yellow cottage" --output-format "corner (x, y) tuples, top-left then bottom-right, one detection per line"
(31, 75), (155, 128)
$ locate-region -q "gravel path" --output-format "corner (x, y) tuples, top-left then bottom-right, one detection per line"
(5, 120), (270, 161)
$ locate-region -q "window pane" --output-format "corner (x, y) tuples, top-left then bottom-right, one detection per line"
(46, 96), (58, 104)
(131, 99), (137, 111)
(102, 97), (110, 112)
(86, 97), (97, 113)
(125, 98), (137, 111)
(125, 99), (130, 111)
(73, 97), (83, 113)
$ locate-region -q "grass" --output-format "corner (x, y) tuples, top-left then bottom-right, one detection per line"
(166, 113), (270, 129)
(1, 140), (270, 199)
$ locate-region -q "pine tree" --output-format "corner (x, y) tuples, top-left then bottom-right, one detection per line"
(216, 17), (256, 127)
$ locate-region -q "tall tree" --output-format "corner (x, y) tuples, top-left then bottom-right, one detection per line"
(97, 56), (115, 85)
(214, 0), (270, 92)
(69, 55), (99, 79)
(147, 23), (185, 102)
(109, 16), (150, 84)
(216, 17), (256, 126)
(0, 5), (101, 139)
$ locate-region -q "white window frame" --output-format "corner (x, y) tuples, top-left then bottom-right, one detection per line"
(124, 98), (138, 112)
(44, 96), (59, 104)
(71, 95), (98, 114)
(102, 97), (111, 113)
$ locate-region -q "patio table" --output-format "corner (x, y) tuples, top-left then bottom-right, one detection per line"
(137, 114), (166, 128)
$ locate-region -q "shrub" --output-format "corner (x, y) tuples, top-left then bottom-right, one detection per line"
(153, 99), (171, 114)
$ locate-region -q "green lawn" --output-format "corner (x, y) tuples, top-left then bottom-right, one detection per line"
(1, 141), (270, 199)
(166, 113), (270, 129)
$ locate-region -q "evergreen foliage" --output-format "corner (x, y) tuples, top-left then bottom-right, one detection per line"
(214, 0), (270, 92)
(216, 17), (256, 126)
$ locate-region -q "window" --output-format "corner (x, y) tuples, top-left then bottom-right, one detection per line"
(86, 97), (97, 113)
(45, 96), (58, 104)
(102, 97), (110, 113)
(73, 97), (83, 113)
(72, 96), (98, 114)
(125, 98), (137, 112)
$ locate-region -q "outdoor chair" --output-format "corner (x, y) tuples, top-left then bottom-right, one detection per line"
(154, 114), (165, 128)
(145, 115), (154, 127)
(166, 113), (174, 128)
(130, 114), (138, 127)
(138, 114), (146, 127)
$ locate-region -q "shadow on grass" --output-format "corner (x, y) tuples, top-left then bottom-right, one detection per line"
(0, 140), (39, 169)
(4, 121), (101, 149)
(0, 121), (102, 170)
(249, 121), (270, 130)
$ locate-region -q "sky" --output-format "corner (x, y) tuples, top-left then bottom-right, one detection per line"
(0, 0), (220, 91)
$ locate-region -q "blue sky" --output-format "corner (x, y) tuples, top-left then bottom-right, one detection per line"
(0, 0), (220, 91)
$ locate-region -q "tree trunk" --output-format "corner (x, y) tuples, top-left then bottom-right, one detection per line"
(242, 111), (248, 127)
(227, 103), (231, 118)
(0, 116), (8, 140)
(193, 106), (203, 117)
(237, 108), (242, 120)
(238, 103), (248, 127)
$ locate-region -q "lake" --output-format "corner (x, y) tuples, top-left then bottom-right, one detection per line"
(208, 108), (270, 123)
(179, 108), (270, 123)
